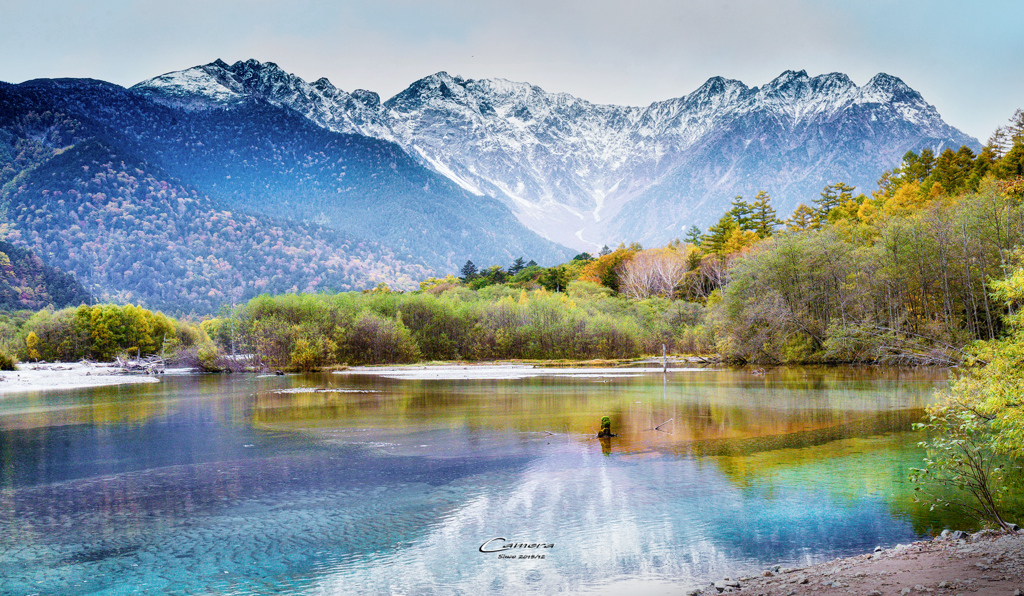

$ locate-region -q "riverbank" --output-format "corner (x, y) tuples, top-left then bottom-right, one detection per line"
(697, 530), (1023, 596)
(0, 361), (163, 395)
(335, 361), (715, 380)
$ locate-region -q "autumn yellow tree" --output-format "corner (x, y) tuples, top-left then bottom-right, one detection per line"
(25, 331), (40, 361)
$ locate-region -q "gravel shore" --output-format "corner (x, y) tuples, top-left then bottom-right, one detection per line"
(0, 361), (161, 395)
(695, 531), (1023, 596)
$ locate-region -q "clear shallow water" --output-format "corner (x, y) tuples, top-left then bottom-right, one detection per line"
(0, 367), (959, 595)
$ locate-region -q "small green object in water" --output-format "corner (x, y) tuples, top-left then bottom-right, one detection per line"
(597, 416), (615, 438)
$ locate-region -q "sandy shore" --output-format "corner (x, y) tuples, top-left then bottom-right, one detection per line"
(337, 363), (712, 380)
(0, 362), (162, 395)
(697, 530), (1023, 596)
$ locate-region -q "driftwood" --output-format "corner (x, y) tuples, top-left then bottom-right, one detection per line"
(653, 418), (674, 433)
(115, 355), (165, 375)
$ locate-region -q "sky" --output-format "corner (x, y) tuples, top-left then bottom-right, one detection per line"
(1, 0), (1021, 141)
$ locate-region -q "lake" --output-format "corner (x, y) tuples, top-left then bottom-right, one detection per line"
(0, 365), (962, 595)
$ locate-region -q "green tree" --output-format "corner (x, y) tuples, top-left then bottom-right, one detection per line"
(539, 265), (571, 292)
(701, 214), (739, 255)
(684, 226), (702, 246)
(786, 204), (816, 231)
(749, 191), (781, 238)
(917, 148), (937, 179)
(926, 146), (975, 196)
(460, 260), (479, 282)
(903, 149), (936, 183)
(814, 182), (855, 224)
(508, 257), (526, 275)
(727, 196), (754, 230)
(992, 140), (1024, 179)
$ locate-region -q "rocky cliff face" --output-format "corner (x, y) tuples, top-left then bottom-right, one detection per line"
(135, 61), (978, 249)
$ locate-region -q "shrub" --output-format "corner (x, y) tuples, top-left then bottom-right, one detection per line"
(343, 312), (420, 364)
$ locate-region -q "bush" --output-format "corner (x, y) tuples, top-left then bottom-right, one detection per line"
(343, 312), (420, 364)
(289, 336), (338, 372)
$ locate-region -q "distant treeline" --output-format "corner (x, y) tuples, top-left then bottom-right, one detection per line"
(202, 286), (712, 370)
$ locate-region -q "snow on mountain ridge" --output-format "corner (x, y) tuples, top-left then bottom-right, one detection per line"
(132, 61), (977, 250)
(133, 59), (394, 139)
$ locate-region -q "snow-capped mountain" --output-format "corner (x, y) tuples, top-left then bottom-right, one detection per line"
(133, 58), (393, 140)
(134, 60), (977, 249)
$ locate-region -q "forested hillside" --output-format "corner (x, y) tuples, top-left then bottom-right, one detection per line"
(0, 85), (436, 313)
(137, 100), (570, 272)
(0, 239), (92, 310)
(2, 79), (570, 273)
(3, 135), (428, 313)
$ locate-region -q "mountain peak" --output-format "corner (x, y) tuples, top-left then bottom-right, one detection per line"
(865, 72), (913, 94)
(855, 73), (925, 108)
(312, 77), (336, 92)
(387, 71), (472, 107)
(690, 75), (747, 97)
(767, 69), (810, 87)
(815, 72), (854, 86)
(351, 89), (381, 109)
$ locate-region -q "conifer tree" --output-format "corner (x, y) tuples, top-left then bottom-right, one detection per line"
(749, 191), (781, 238)
(927, 147), (975, 195)
(727, 196), (754, 230)
(970, 146), (998, 187)
(987, 108), (1024, 157)
(786, 204), (816, 231)
(508, 257), (526, 275)
(814, 182), (855, 225)
(702, 214), (739, 254)
(918, 148), (936, 178)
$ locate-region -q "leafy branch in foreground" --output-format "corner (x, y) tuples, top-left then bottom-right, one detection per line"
(911, 401), (1014, 530)
(911, 264), (1024, 531)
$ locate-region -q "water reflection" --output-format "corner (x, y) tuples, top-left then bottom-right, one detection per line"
(255, 367), (941, 457)
(0, 367), (962, 595)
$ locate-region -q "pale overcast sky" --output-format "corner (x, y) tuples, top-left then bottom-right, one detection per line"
(1, 0), (1021, 141)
